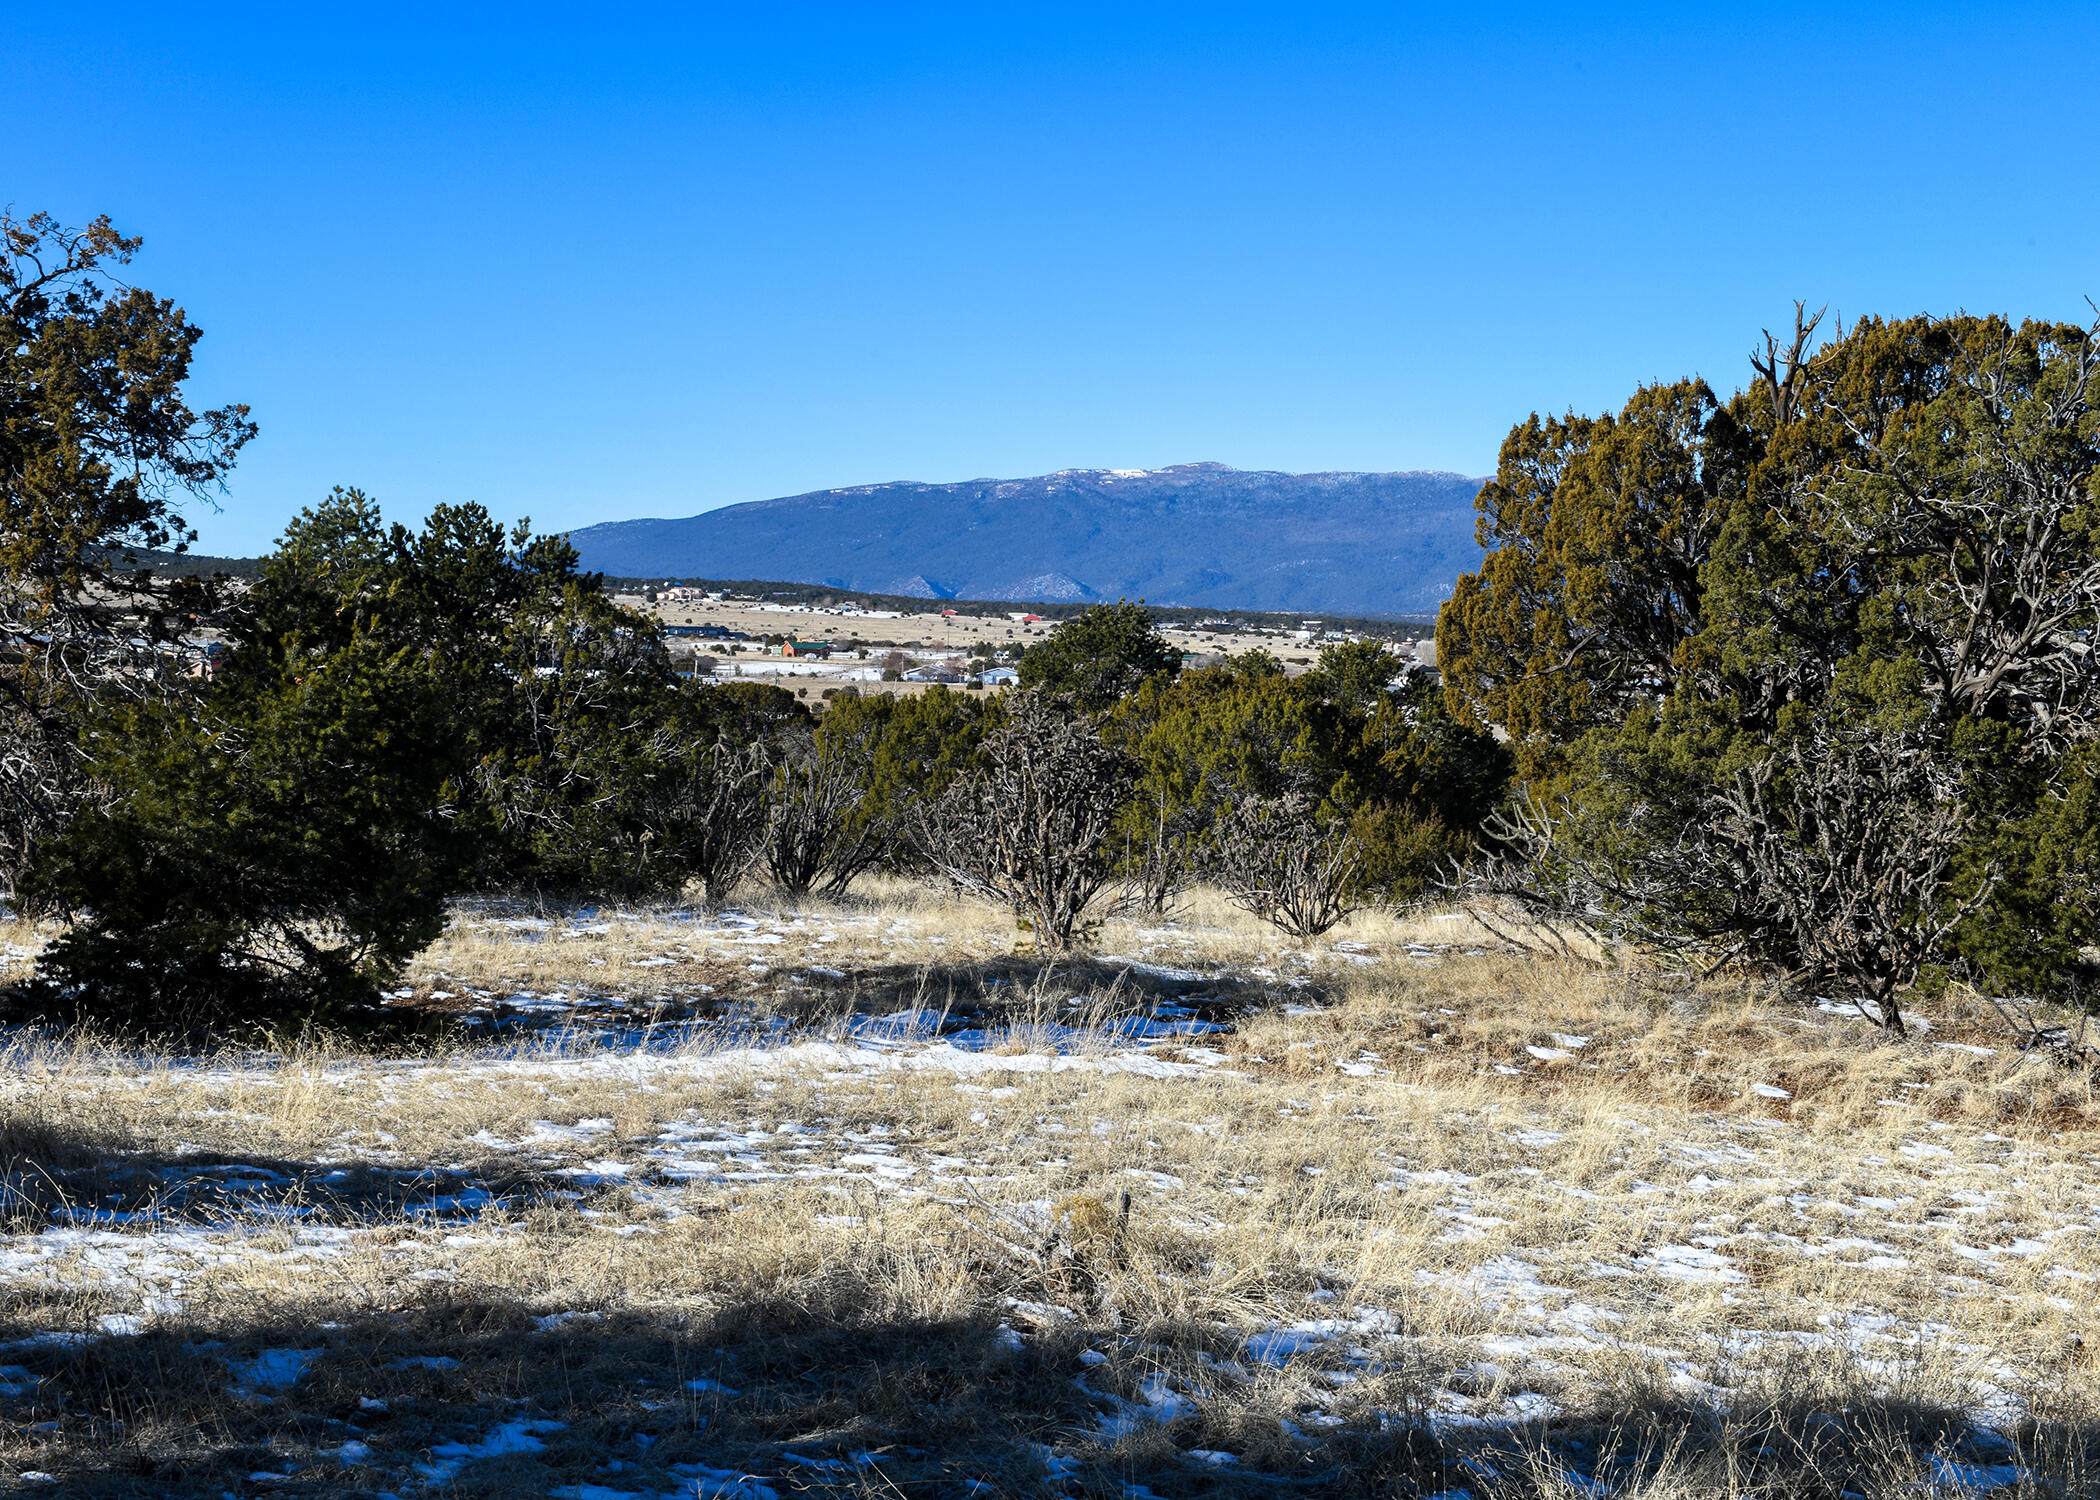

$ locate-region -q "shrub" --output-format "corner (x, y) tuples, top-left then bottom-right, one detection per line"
(916, 692), (1133, 951)
(1207, 792), (1365, 939)
(24, 638), (467, 1027)
(761, 721), (884, 898)
(1348, 801), (1457, 906)
(1716, 728), (1989, 1034)
(821, 686), (995, 875)
(644, 740), (771, 908)
(20, 491), (697, 1022)
(1109, 652), (1506, 910)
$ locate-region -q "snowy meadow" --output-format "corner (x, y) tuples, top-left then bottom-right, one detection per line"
(2, 889), (2097, 1497)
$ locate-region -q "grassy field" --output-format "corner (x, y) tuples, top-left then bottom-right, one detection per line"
(1, 886), (2096, 1496)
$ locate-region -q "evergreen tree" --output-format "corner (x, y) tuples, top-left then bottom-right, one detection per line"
(23, 491), (689, 1023)
(1016, 602), (1180, 709)
(1441, 307), (2100, 1013)
(26, 632), (468, 1025)
(0, 211), (254, 887)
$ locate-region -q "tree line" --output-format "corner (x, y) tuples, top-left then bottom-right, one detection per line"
(0, 212), (1503, 1029)
(13, 209), (2094, 1036)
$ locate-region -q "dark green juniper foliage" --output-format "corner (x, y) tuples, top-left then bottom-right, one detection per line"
(0, 211), (254, 887)
(1440, 307), (2100, 1018)
(26, 489), (686, 1024)
(1016, 600), (1181, 710)
(27, 627), (467, 1022)
(815, 685), (997, 875)
(1109, 640), (1508, 908)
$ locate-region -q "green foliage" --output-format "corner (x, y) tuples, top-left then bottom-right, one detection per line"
(26, 635), (468, 1027)
(228, 488), (694, 901)
(1116, 665), (1343, 813)
(1227, 648), (1285, 680)
(817, 686), (997, 871)
(1441, 309), (2100, 1003)
(1301, 639), (1404, 716)
(24, 490), (702, 1023)
(0, 211), (255, 883)
(1346, 677), (1514, 902)
(1016, 602), (1180, 710)
(1345, 802), (1453, 906)
(684, 680), (810, 751)
(1110, 657), (1508, 906)
(1436, 378), (1745, 778)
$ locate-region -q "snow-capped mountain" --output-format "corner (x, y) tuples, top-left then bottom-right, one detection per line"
(566, 462), (1485, 613)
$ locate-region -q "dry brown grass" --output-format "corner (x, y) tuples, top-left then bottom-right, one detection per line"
(1, 889), (2096, 1495)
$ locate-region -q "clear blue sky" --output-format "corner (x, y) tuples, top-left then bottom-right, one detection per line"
(7, 3), (2095, 555)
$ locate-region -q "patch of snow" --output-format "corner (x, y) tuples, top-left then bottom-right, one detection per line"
(229, 1347), (320, 1390)
(1929, 1456), (2027, 1493)
(1637, 1245), (1745, 1284)
(415, 1417), (565, 1483)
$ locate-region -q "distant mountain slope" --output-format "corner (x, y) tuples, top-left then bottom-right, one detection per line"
(566, 462), (1486, 613)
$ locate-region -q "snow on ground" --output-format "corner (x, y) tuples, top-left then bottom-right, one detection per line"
(2, 902), (2095, 1493)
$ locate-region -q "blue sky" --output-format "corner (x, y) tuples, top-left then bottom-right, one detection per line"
(6, 3), (2095, 555)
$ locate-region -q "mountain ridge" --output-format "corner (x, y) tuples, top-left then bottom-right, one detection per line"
(566, 462), (1486, 613)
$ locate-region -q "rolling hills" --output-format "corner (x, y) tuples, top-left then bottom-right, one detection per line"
(565, 462), (1486, 614)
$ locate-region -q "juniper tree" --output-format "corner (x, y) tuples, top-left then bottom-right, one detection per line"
(0, 211), (254, 887)
(1441, 306), (2100, 1012)
(1016, 602), (1180, 710)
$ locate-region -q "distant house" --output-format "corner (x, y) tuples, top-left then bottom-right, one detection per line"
(978, 665), (1019, 686)
(783, 640), (834, 658)
(904, 662), (967, 684)
(183, 639), (226, 681)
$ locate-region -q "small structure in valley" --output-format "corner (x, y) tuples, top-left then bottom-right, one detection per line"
(904, 661), (967, 684)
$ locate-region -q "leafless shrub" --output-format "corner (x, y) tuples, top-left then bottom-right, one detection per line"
(1716, 730), (1994, 1035)
(1461, 729), (1994, 1031)
(1207, 791), (1365, 939)
(1457, 787), (1771, 968)
(645, 740), (771, 907)
(761, 729), (883, 898)
(1114, 789), (1199, 917)
(914, 691), (1132, 952)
